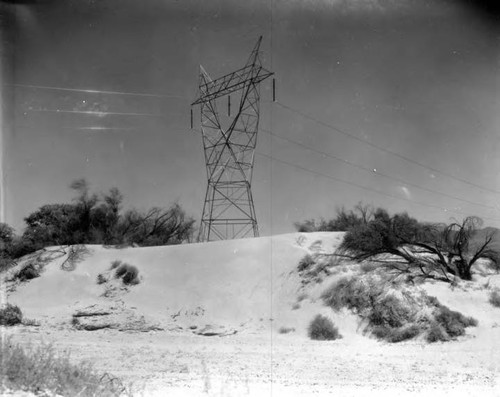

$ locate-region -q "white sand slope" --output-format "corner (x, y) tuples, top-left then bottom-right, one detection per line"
(5, 232), (345, 334)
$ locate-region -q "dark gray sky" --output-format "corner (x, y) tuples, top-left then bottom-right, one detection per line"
(1, 0), (499, 235)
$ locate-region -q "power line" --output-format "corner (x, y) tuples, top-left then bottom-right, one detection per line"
(255, 151), (500, 222)
(260, 128), (497, 211)
(274, 101), (500, 195)
(7, 83), (188, 99)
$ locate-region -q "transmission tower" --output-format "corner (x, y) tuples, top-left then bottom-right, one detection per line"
(191, 36), (274, 242)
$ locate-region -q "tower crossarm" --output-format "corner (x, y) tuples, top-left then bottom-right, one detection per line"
(191, 64), (273, 106)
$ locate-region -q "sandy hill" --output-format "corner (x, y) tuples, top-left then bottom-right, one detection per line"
(3, 232), (347, 336)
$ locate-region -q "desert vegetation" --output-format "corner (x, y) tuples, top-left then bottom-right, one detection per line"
(278, 326), (296, 334)
(0, 304), (23, 326)
(308, 314), (342, 340)
(295, 202), (374, 233)
(0, 304), (40, 328)
(1, 337), (127, 396)
(114, 262), (140, 285)
(321, 275), (477, 343)
(340, 212), (498, 281)
(0, 178), (195, 270)
(297, 203), (499, 282)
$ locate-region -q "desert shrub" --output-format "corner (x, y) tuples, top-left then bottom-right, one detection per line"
(426, 322), (449, 343)
(434, 305), (477, 337)
(0, 304), (23, 326)
(489, 290), (500, 308)
(278, 326), (296, 334)
(291, 302), (301, 310)
(110, 260), (122, 270)
(115, 263), (140, 285)
(15, 262), (40, 281)
(367, 295), (414, 328)
(298, 254), (315, 272)
(321, 276), (374, 313)
(1, 337), (127, 396)
(308, 314), (342, 341)
(322, 277), (476, 343)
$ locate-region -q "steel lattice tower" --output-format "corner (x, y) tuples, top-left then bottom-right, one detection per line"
(191, 37), (273, 242)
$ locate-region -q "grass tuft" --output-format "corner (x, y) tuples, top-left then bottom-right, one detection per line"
(278, 326), (296, 334)
(1, 337), (127, 396)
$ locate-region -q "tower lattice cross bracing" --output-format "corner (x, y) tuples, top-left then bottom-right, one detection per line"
(191, 37), (273, 242)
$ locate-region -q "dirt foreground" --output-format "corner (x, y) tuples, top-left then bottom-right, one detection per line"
(3, 324), (500, 397)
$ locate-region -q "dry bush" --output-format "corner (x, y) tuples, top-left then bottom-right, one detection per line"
(14, 262), (41, 282)
(321, 276), (477, 343)
(489, 290), (500, 308)
(321, 276), (375, 313)
(368, 295), (414, 328)
(433, 303), (477, 337)
(1, 337), (127, 396)
(426, 322), (449, 343)
(278, 326), (296, 334)
(0, 304), (23, 326)
(114, 263), (140, 285)
(308, 315), (342, 341)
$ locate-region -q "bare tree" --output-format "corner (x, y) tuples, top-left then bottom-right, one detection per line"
(118, 203), (195, 246)
(340, 215), (499, 282)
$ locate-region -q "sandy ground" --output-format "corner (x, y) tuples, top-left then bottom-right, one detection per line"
(2, 232), (500, 396)
(3, 324), (500, 397)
